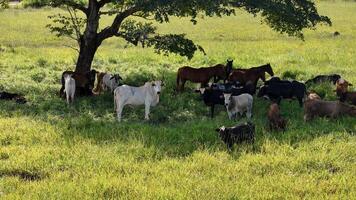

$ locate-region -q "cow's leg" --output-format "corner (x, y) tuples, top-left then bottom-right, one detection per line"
(180, 79), (186, 91)
(298, 97), (303, 107)
(145, 102), (151, 120)
(116, 102), (124, 122)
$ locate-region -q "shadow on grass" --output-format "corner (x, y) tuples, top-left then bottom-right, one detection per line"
(0, 71), (355, 158)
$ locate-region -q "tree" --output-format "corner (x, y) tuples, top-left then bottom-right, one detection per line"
(22, 0), (332, 73)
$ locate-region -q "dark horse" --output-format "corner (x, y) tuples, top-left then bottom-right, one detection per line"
(228, 63), (274, 85)
(176, 60), (233, 92)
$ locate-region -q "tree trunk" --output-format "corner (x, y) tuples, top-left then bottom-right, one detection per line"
(75, 0), (100, 73)
(75, 38), (98, 73)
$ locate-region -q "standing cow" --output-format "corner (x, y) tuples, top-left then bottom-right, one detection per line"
(64, 74), (76, 104)
(114, 80), (163, 122)
(223, 93), (253, 120)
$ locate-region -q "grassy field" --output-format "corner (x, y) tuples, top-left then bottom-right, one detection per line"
(0, 1), (356, 199)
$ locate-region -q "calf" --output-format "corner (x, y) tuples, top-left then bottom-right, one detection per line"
(94, 72), (123, 94)
(0, 91), (27, 104)
(267, 103), (287, 131)
(305, 74), (341, 85)
(223, 93), (253, 120)
(257, 80), (306, 107)
(114, 80), (163, 122)
(59, 69), (97, 97)
(335, 78), (356, 105)
(304, 99), (356, 121)
(215, 122), (255, 149)
(64, 74), (75, 104)
(335, 78), (351, 96)
(196, 82), (255, 118)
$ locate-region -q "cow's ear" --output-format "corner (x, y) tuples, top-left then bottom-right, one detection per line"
(349, 83), (353, 86)
(110, 76), (115, 80)
(152, 83), (156, 86)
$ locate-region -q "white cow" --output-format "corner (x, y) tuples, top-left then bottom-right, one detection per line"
(223, 93), (253, 119)
(102, 73), (122, 93)
(114, 80), (163, 122)
(64, 74), (76, 104)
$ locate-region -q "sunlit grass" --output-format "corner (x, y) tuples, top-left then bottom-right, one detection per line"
(0, 1), (355, 199)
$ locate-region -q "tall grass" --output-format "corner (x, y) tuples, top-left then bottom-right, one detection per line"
(0, 2), (355, 199)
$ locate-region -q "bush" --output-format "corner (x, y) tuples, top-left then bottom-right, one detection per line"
(22, 0), (49, 8)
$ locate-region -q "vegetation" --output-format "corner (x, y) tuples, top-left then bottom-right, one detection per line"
(22, 0), (331, 73)
(0, 1), (356, 199)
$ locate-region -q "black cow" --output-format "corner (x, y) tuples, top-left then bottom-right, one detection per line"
(0, 91), (27, 104)
(59, 69), (97, 97)
(197, 82), (255, 118)
(305, 74), (341, 85)
(215, 122), (255, 149)
(197, 87), (224, 118)
(257, 80), (306, 107)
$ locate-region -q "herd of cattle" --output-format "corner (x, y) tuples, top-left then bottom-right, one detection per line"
(1, 60), (355, 148)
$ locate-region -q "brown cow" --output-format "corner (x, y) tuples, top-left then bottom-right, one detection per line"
(267, 103), (287, 131)
(335, 78), (356, 105)
(304, 99), (356, 121)
(59, 69), (97, 97)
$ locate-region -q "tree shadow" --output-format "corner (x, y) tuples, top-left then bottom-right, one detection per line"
(0, 71), (355, 158)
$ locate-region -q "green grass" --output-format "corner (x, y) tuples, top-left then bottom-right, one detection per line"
(0, 2), (356, 199)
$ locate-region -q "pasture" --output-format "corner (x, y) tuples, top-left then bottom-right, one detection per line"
(0, 1), (356, 199)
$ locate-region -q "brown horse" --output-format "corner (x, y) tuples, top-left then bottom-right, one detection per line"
(176, 61), (232, 92)
(228, 63), (274, 85)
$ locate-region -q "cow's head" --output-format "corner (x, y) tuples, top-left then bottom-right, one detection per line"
(223, 93), (232, 107)
(110, 74), (123, 84)
(336, 78), (352, 96)
(195, 87), (206, 95)
(151, 80), (163, 95)
(215, 126), (226, 135)
(257, 85), (267, 98)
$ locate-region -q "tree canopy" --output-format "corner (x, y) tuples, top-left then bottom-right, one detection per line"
(3, 0), (331, 72)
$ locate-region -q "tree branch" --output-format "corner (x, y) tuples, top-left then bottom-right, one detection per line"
(97, 6), (140, 43)
(51, 0), (88, 15)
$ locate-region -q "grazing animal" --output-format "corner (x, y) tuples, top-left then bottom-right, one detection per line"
(257, 80), (306, 107)
(0, 91), (27, 104)
(305, 74), (341, 85)
(196, 87), (224, 118)
(114, 80), (163, 122)
(336, 78), (353, 96)
(306, 92), (321, 100)
(228, 63), (274, 86)
(335, 79), (356, 105)
(304, 99), (356, 121)
(196, 82), (255, 118)
(93, 72), (123, 94)
(176, 61), (231, 92)
(59, 69), (97, 97)
(215, 122), (255, 149)
(339, 92), (356, 106)
(64, 74), (76, 104)
(267, 103), (287, 131)
(223, 93), (253, 120)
